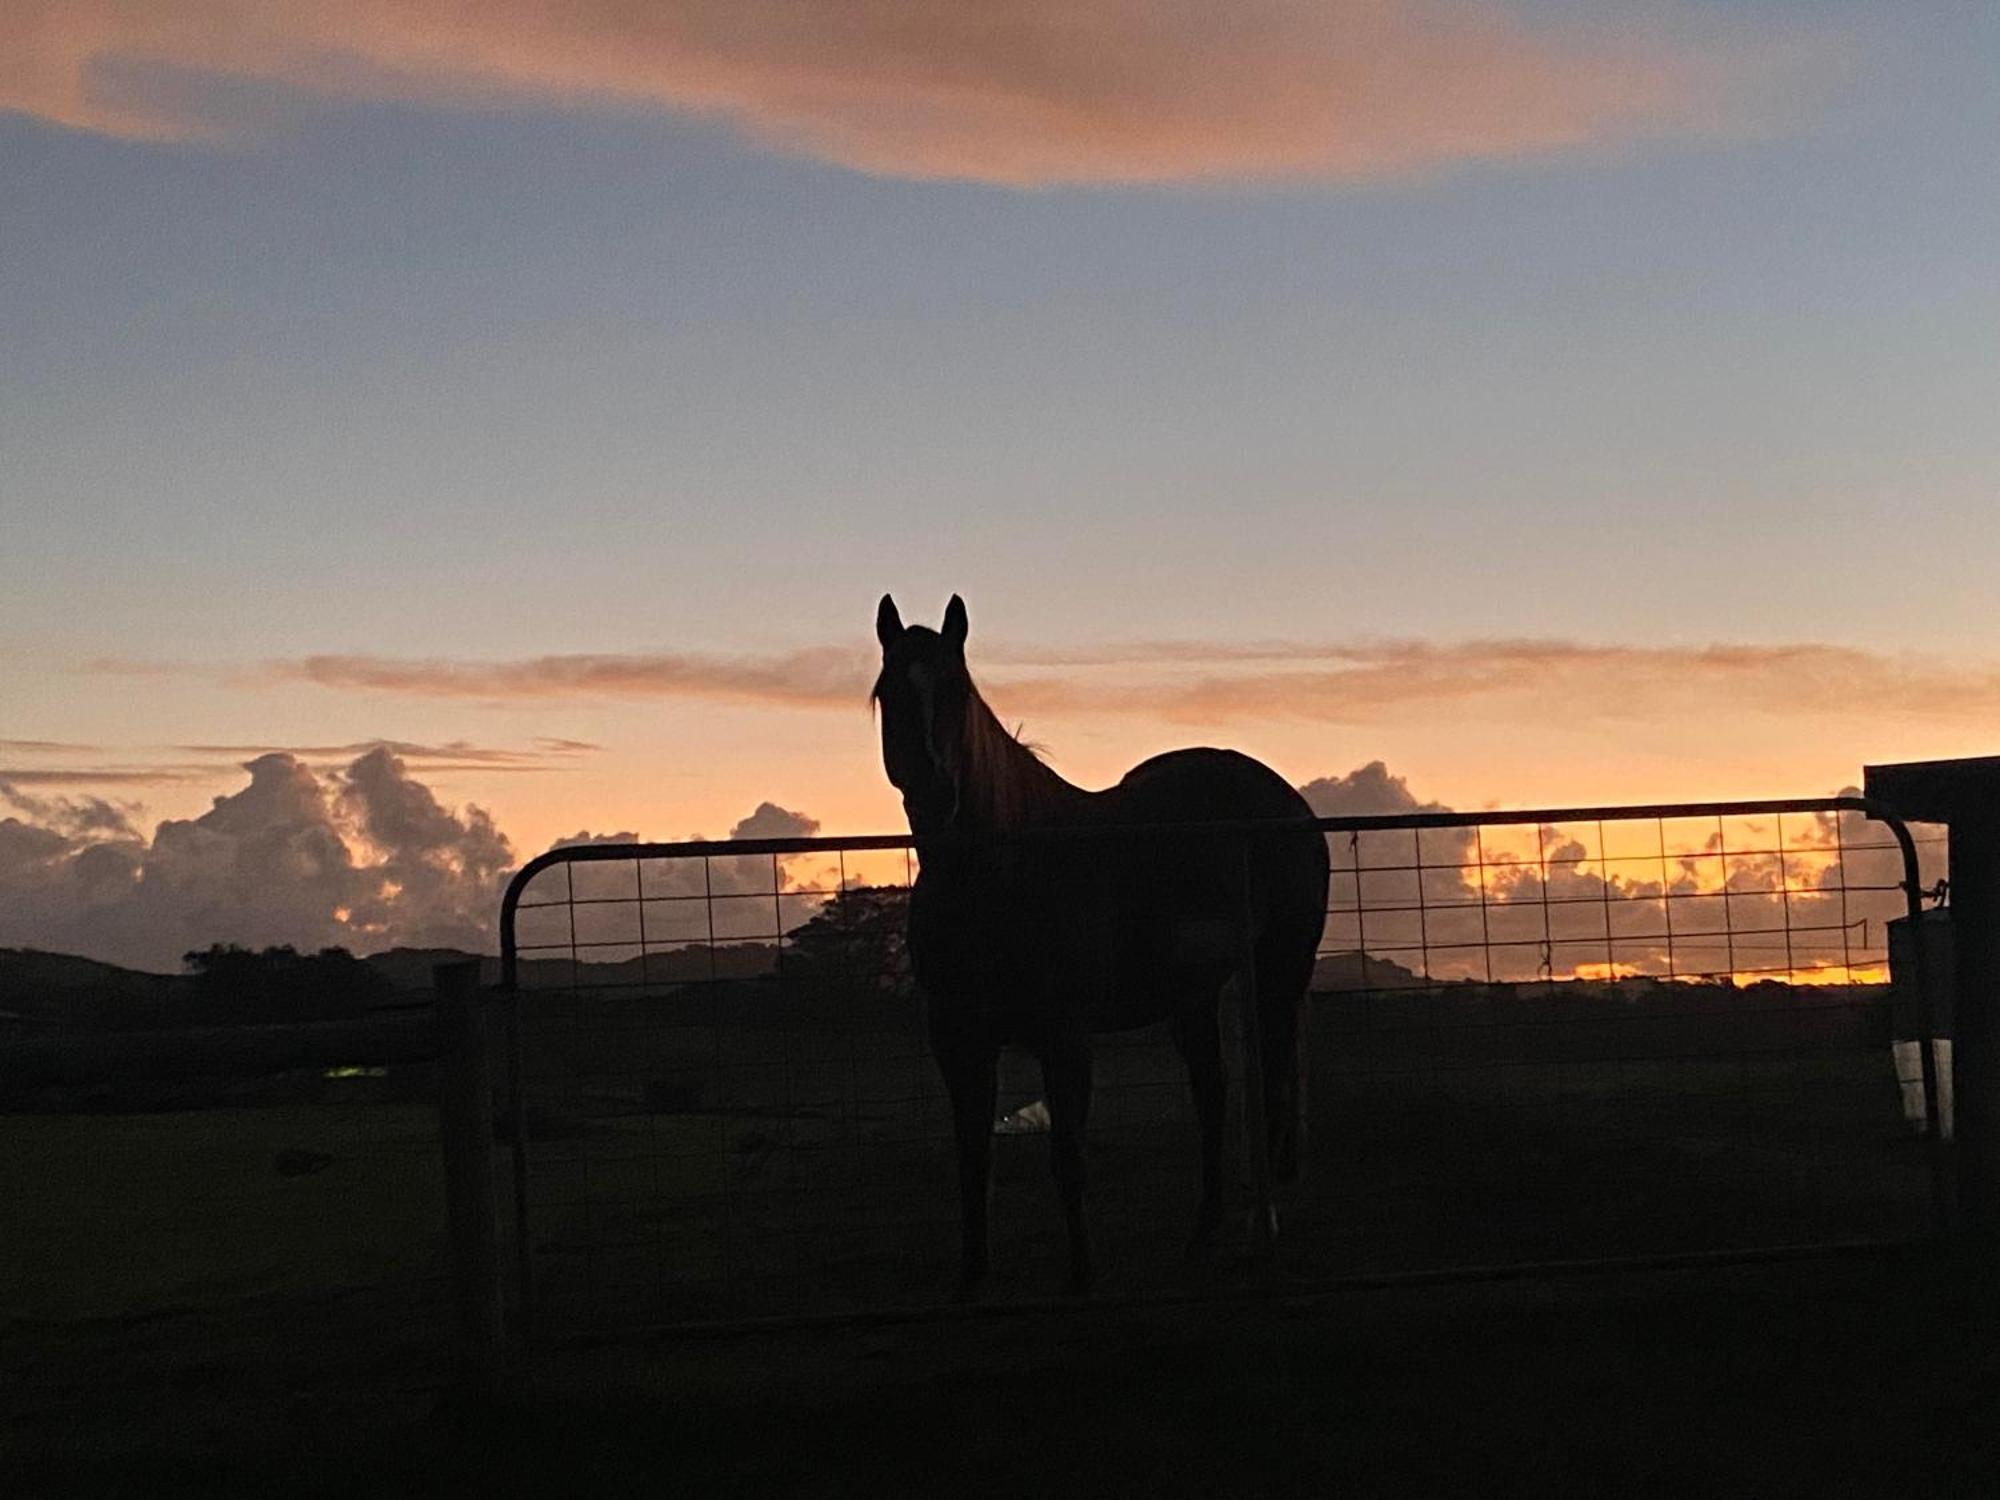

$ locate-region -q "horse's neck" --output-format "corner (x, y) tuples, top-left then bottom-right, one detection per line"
(957, 698), (1082, 832)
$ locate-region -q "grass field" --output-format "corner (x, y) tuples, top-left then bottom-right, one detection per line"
(0, 1104), (448, 1324)
(2, 977), (1985, 1491)
(502, 981), (1937, 1331)
(7, 1246), (1997, 1493)
(1, 981), (1933, 1336)
(3, 975), (1972, 1492)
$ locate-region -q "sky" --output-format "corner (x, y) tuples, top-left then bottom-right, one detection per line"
(2, 1), (1995, 966)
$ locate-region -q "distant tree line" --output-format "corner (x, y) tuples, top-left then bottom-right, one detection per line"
(180, 944), (394, 1024)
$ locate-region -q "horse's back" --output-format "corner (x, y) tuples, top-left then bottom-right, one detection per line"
(1104, 748), (1326, 893)
(913, 745), (1328, 1037)
(1106, 746), (1315, 826)
(1089, 747), (1329, 1012)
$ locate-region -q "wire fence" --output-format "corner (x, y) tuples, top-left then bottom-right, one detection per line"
(497, 799), (1950, 1337)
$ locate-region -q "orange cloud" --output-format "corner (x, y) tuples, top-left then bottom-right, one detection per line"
(233, 637), (2000, 730)
(996, 640), (2000, 726)
(0, 735), (599, 788)
(175, 737), (598, 772)
(5, 1), (1825, 184)
(0, 766), (207, 786)
(268, 648), (871, 709)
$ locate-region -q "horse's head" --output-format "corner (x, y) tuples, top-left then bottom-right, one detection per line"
(872, 593), (972, 835)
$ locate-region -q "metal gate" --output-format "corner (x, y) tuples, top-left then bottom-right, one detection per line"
(494, 797), (1947, 1340)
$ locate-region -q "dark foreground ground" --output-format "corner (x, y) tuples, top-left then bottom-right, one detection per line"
(3, 978), (1986, 1492)
(6, 1244), (1997, 1496)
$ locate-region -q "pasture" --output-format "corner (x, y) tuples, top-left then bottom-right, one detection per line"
(1, 982), (1931, 1337)
(0, 1103), (447, 1326)
(502, 975), (1934, 1331)
(5, 1215), (1994, 1492)
(8, 971), (1974, 1491)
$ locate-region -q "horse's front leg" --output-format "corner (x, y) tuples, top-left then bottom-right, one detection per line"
(937, 1038), (999, 1301)
(1040, 1037), (1094, 1295)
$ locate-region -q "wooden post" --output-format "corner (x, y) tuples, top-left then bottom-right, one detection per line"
(1866, 757), (2000, 1239)
(435, 959), (504, 1394)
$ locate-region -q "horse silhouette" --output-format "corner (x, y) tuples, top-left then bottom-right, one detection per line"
(873, 594), (1329, 1297)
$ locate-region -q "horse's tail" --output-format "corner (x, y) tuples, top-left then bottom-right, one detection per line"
(1258, 920), (1315, 1186)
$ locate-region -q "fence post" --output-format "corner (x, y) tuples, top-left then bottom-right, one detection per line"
(435, 959), (504, 1394)
(1947, 811), (2000, 1238)
(1866, 757), (2000, 1240)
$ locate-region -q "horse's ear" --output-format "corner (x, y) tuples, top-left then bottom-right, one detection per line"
(941, 594), (968, 651)
(876, 594), (904, 649)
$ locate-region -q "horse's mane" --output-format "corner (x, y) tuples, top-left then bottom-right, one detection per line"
(871, 658), (1075, 831)
(956, 674), (1075, 830)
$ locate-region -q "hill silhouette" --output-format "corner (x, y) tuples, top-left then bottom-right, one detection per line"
(0, 942), (791, 1031)
(0, 948), (177, 1028)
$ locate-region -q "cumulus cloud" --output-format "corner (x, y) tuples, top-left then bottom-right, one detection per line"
(538, 803), (822, 897)
(1300, 760), (1478, 926)
(1299, 759), (1447, 819)
(540, 800), (819, 856)
(1296, 765), (1941, 984)
(727, 802), (821, 842)
(5, 1), (1824, 185)
(629, 802), (828, 904)
(548, 829), (642, 851)
(336, 747), (515, 948)
(0, 749), (517, 970)
(511, 800), (833, 951)
(0, 779), (141, 841)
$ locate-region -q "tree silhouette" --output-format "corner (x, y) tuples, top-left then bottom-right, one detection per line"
(782, 885), (911, 998)
(181, 944), (393, 1023)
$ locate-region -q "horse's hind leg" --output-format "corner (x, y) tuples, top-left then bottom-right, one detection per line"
(1256, 925), (1315, 1187)
(1171, 1003), (1226, 1259)
(1039, 1039), (1094, 1295)
(939, 1043), (999, 1301)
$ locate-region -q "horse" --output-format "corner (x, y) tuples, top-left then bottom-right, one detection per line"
(873, 593), (1330, 1297)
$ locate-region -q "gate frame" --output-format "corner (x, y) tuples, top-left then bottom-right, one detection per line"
(485, 794), (1945, 1351)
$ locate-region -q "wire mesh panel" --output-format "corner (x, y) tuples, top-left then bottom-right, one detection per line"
(500, 837), (1205, 1331)
(499, 799), (1946, 1337)
(1299, 803), (1947, 1278)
